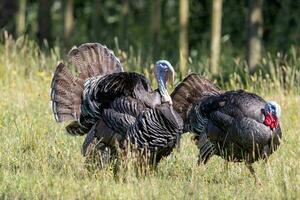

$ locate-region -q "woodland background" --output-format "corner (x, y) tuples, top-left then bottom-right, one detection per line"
(1, 0), (300, 77)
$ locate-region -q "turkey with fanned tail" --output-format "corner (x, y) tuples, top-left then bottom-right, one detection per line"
(50, 43), (183, 166)
(171, 74), (282, 184)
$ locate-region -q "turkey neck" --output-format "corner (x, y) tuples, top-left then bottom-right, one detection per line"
(157, 77), (167, 96)
(157, 75), (171, 103)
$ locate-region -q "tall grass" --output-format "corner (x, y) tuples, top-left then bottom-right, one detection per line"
(0, 34), (299, 199)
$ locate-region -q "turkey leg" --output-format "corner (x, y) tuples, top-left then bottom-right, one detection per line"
(246, 163), (262, 185)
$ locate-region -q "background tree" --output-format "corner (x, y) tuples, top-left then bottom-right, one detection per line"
(150, 0), (161, 59)
(179, 0), (189, 77)
(37, 0), (52, 45)
(64, 0), (74, 39)
(91, 0), (101, 41)
(247, 0), (263, 73)
(0, 0), (299, 75)
(210, 0), (222, 75)
(0, 0), (17, 34)
(16, 0), (26, 37)
(120, 0), (129, 45)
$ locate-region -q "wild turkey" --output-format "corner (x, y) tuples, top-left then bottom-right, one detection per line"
(50, 43), (183, 165)
(171, 73), (282, 183)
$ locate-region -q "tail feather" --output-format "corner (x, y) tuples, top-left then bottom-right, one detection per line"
(51, 63), (83, 122)
(171, 73), (221, 121)
(51, 43), (124, 130)
(68, 43), (123, 80)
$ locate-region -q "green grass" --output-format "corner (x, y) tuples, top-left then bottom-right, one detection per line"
(0, 36), (299, 199)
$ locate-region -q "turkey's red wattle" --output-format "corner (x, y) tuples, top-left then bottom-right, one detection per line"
(264, 112), (278, 130)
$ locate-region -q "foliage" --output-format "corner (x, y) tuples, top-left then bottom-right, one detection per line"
(1, 0), (300, 58)
(0, 36), (299, 199)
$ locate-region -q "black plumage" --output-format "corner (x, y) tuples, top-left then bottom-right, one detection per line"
(50, 43), (183, 165)
(82, 97), (183, 163)
(197, 91), (281, 162)
(171, 74), (282, 183)
(78, 71), (162, 133)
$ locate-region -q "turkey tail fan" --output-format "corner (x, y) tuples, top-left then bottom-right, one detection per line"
(171, 73), (221, 121)
(51, 43), (123, 123)
(68, 43), (123, 80)
(51, 62), (83, 122)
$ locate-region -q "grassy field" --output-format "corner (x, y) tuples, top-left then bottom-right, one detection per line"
(0, 37), (299, 199)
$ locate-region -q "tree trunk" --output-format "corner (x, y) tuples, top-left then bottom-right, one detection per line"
(210, 0), (222, 75)
(247, 0), (263, 73)
(92, 0), (101, 40)
(179, 0), (189, 77)
(64, 0), (74, 39)
(0, 0), (18, 34)
(37, 0), (52, 45)
(151, 0), (161, 59)
(16, 0), (26, 36)
(120, 0), (129, 44)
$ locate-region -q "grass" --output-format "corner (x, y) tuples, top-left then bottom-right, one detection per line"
(0, 35), (299, 199)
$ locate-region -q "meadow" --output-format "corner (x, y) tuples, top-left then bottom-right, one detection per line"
(0, 36), (299, 199)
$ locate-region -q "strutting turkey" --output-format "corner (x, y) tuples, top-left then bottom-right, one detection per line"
(171, 73), (282, 183)
(50, 43), (183, 166)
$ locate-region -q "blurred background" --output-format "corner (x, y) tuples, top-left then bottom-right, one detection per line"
(0, 0), (300, 80)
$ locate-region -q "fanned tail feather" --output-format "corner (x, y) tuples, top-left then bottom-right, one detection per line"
(51, 62), (83, 122)
(51, 43), (124, 135)
(171, 73), (221, 121)
(68, 43), (123, 80)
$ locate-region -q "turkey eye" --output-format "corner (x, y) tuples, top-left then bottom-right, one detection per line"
(271, 106), (276, 112)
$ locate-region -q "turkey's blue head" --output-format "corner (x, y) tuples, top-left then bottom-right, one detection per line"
(155, 60), (175, 104)
(263, 101), (281, 130)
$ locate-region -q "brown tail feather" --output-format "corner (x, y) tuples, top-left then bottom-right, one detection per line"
(171, 73), (221, 121)
(51, 62), (83, 122)
(68, 43), (123, 80)
(51, 43), (124, 126)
